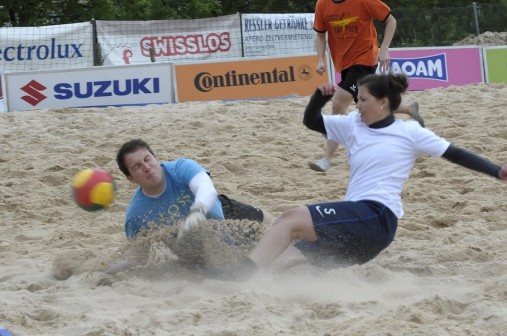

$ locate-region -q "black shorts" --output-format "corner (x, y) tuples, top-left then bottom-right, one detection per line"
(338, 65), (378, 103)
(294, 200), (397, 267)
(218, 194), (264, 223)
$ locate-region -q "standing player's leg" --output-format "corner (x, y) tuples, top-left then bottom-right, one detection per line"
(394, 101), (425, 127)
(308, 88), (353, 172)
(308, 66), (369, 172)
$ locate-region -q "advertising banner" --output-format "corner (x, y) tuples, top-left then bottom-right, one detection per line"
(0, 74), (3, 112)
(241, 13), (316, 57)
(0, 22), (94, 72)
(175, 54), (328, 102)
(483, 46), (507, 84)
(4, 63), (174, 112)
(96, 14), (242, 66)
(332, 46), (484, 90)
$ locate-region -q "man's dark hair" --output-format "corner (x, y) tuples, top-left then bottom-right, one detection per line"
(116, 139), (155, 177)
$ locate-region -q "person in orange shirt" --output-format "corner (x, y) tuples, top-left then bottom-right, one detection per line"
(309, 0), (425, 172)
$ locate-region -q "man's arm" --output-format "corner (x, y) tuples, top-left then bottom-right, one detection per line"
(178, 171), (218, 238)
(316, 32), (327, 75)
(378, 14), (396, 73)
(188, 171), (218, 212)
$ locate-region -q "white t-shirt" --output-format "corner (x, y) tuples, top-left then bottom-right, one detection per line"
(323, 111), (450, 218)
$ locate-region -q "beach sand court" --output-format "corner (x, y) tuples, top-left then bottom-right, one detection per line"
(0, 83), (506, 335)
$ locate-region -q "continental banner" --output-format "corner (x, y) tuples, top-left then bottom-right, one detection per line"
(175, 54), (328, 102)
(96, 14), (242, 66)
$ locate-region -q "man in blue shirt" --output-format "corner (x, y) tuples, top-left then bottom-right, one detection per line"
(106, 138), (266, 273)
(117, 138), (266, 236)
(123, 154), (224, 239)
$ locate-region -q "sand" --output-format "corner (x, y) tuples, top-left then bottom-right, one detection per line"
(1, 83), (507, 336)
(453, 31), (507, 46)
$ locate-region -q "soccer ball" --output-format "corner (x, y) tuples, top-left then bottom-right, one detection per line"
(72, 167), (116, 211)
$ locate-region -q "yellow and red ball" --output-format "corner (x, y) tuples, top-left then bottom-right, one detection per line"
(72, 168), (116, 211)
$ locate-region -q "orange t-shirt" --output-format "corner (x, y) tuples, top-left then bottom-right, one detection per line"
(314, 0), (391, 72)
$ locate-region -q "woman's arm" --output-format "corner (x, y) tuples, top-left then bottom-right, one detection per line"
(442, 144), (503, 179)
(303, 85), (334, 134)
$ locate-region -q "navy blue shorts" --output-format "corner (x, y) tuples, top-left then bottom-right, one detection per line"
(338, 65), (378, 103)
(294, 200), (397, 267)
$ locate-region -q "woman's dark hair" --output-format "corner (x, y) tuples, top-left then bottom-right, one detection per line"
(357, 73), (409, 112)
(116, 139), (155, 177)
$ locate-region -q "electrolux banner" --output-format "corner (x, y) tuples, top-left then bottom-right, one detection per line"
(0, 22), (94, 72)
(3, 63), (175, 112)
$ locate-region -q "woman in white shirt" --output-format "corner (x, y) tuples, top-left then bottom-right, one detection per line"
(216, 73), (507, 280)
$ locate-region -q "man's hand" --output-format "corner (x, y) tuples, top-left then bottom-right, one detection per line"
(316, 61), (326, 75)
(178, 202), (207, 239)
(377, 48), (390, 73)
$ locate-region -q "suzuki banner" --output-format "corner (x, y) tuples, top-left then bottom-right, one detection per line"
(96, 14), (242, 65)
(3, 63), (175, 112)
(0, 22), (94, 72)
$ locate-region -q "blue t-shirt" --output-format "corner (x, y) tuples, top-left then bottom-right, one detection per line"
(125, 158), (224, 238)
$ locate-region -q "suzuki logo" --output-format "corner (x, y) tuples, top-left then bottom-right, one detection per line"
(21, 80), (47, 106)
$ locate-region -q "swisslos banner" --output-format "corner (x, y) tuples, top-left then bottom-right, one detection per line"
(3, 63), (174, 112)
(96, 14), (242, 65)
(0, 22), (94, 72)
